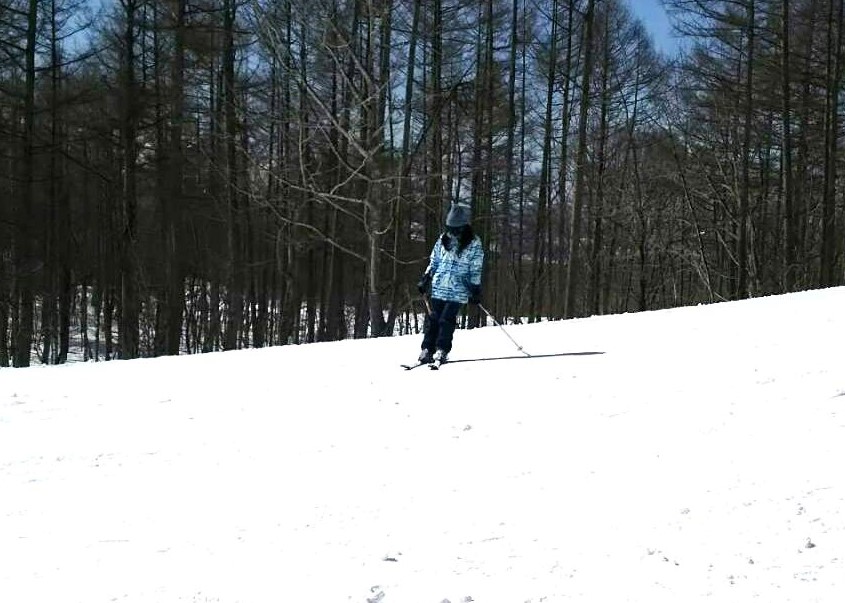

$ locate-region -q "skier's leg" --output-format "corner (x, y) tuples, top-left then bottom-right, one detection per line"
(421, 298), (444, 354)
(435, 301), (461, 356)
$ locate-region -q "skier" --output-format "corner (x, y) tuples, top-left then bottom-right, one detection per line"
(416, 202), (484, 366)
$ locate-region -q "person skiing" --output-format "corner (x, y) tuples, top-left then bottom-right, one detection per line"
(416, 202), (484, 366)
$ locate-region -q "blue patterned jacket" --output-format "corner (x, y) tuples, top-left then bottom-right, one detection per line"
(425, 233), (484, 304)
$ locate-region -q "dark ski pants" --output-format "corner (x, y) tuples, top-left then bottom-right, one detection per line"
(421, 298), (462, 355)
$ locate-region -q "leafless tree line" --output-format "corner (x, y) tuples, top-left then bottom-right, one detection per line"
(1, 0), (842, 366)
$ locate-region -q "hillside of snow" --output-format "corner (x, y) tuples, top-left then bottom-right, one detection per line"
(1, 288), (844, 603)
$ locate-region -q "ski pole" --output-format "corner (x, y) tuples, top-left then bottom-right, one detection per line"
(477, 303), (531, 357)
(422, 294), (432, 316)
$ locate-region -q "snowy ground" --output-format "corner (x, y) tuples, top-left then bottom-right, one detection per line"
(1, 288), (844, 603)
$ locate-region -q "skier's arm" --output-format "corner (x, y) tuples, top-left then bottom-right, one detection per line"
(464, 239), (484, 304)
(425, 239), (442, 277)
(418, 239), (441, 294)
(468, 239), (484, 287)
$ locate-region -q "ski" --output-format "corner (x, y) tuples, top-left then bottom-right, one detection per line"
(401, 362), (428, 370)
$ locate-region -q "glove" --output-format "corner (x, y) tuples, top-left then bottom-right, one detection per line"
(417, 273), (432, 295)
(468, 284), (481, 305)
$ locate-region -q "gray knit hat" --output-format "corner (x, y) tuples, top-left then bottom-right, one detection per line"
(446, 203), (471, 228)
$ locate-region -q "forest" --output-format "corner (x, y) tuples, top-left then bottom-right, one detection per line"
(1, 0), (843, 366)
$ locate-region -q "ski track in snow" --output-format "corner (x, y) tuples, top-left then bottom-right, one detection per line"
(1, 287), (844, 602)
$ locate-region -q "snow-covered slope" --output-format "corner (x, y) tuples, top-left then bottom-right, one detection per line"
(1, 288), (844, 603)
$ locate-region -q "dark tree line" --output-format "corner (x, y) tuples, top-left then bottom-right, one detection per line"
(1, 0), (843, 367)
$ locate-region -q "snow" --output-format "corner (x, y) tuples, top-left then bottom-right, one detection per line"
(1, 288), (844, 603)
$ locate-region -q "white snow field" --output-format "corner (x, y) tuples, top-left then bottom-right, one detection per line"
(1, 287), (844, 603)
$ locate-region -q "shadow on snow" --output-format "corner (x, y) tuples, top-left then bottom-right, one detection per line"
(446, 351), (605, 365)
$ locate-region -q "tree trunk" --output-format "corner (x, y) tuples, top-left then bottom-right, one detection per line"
(781, 0), (797, 291)
(377, 0), (396, 335)
(500, 0), (520, 320)
(40, 0), (65, 365)
(736, 0), (755, 300)
(556, 0), (576, 318)
(119, 0), (140, 359)
(54, 0), (71, 365)
(516, 0), (528, 319)
(821, 0), (843, 286)
(393, 0), (421, 322)
(590, 6), (612, 316)
(564, 0), (595, 319)
(470, 0), (486, 249)
(163, 0), (186, 355)
(279, 0), (297, 346)
(531, 0), (558, 321)
(794, 0), (818, 285)
(223, 0), (243, 350)
(0, 264), (8, 366)
(12, 0), (39, 367)
(80, 282), (90, 361)
(426, 0), (444, 245)
(364, 0), (387, 337)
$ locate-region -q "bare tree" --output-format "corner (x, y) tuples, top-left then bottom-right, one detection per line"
(12, 0), (39, 367)
(116, 0), (141, 359)
(564, 0), (596, 319)
(530, 0), (559, 322)
(781, 0), (798, 290)
(820, 0), (843, 286)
